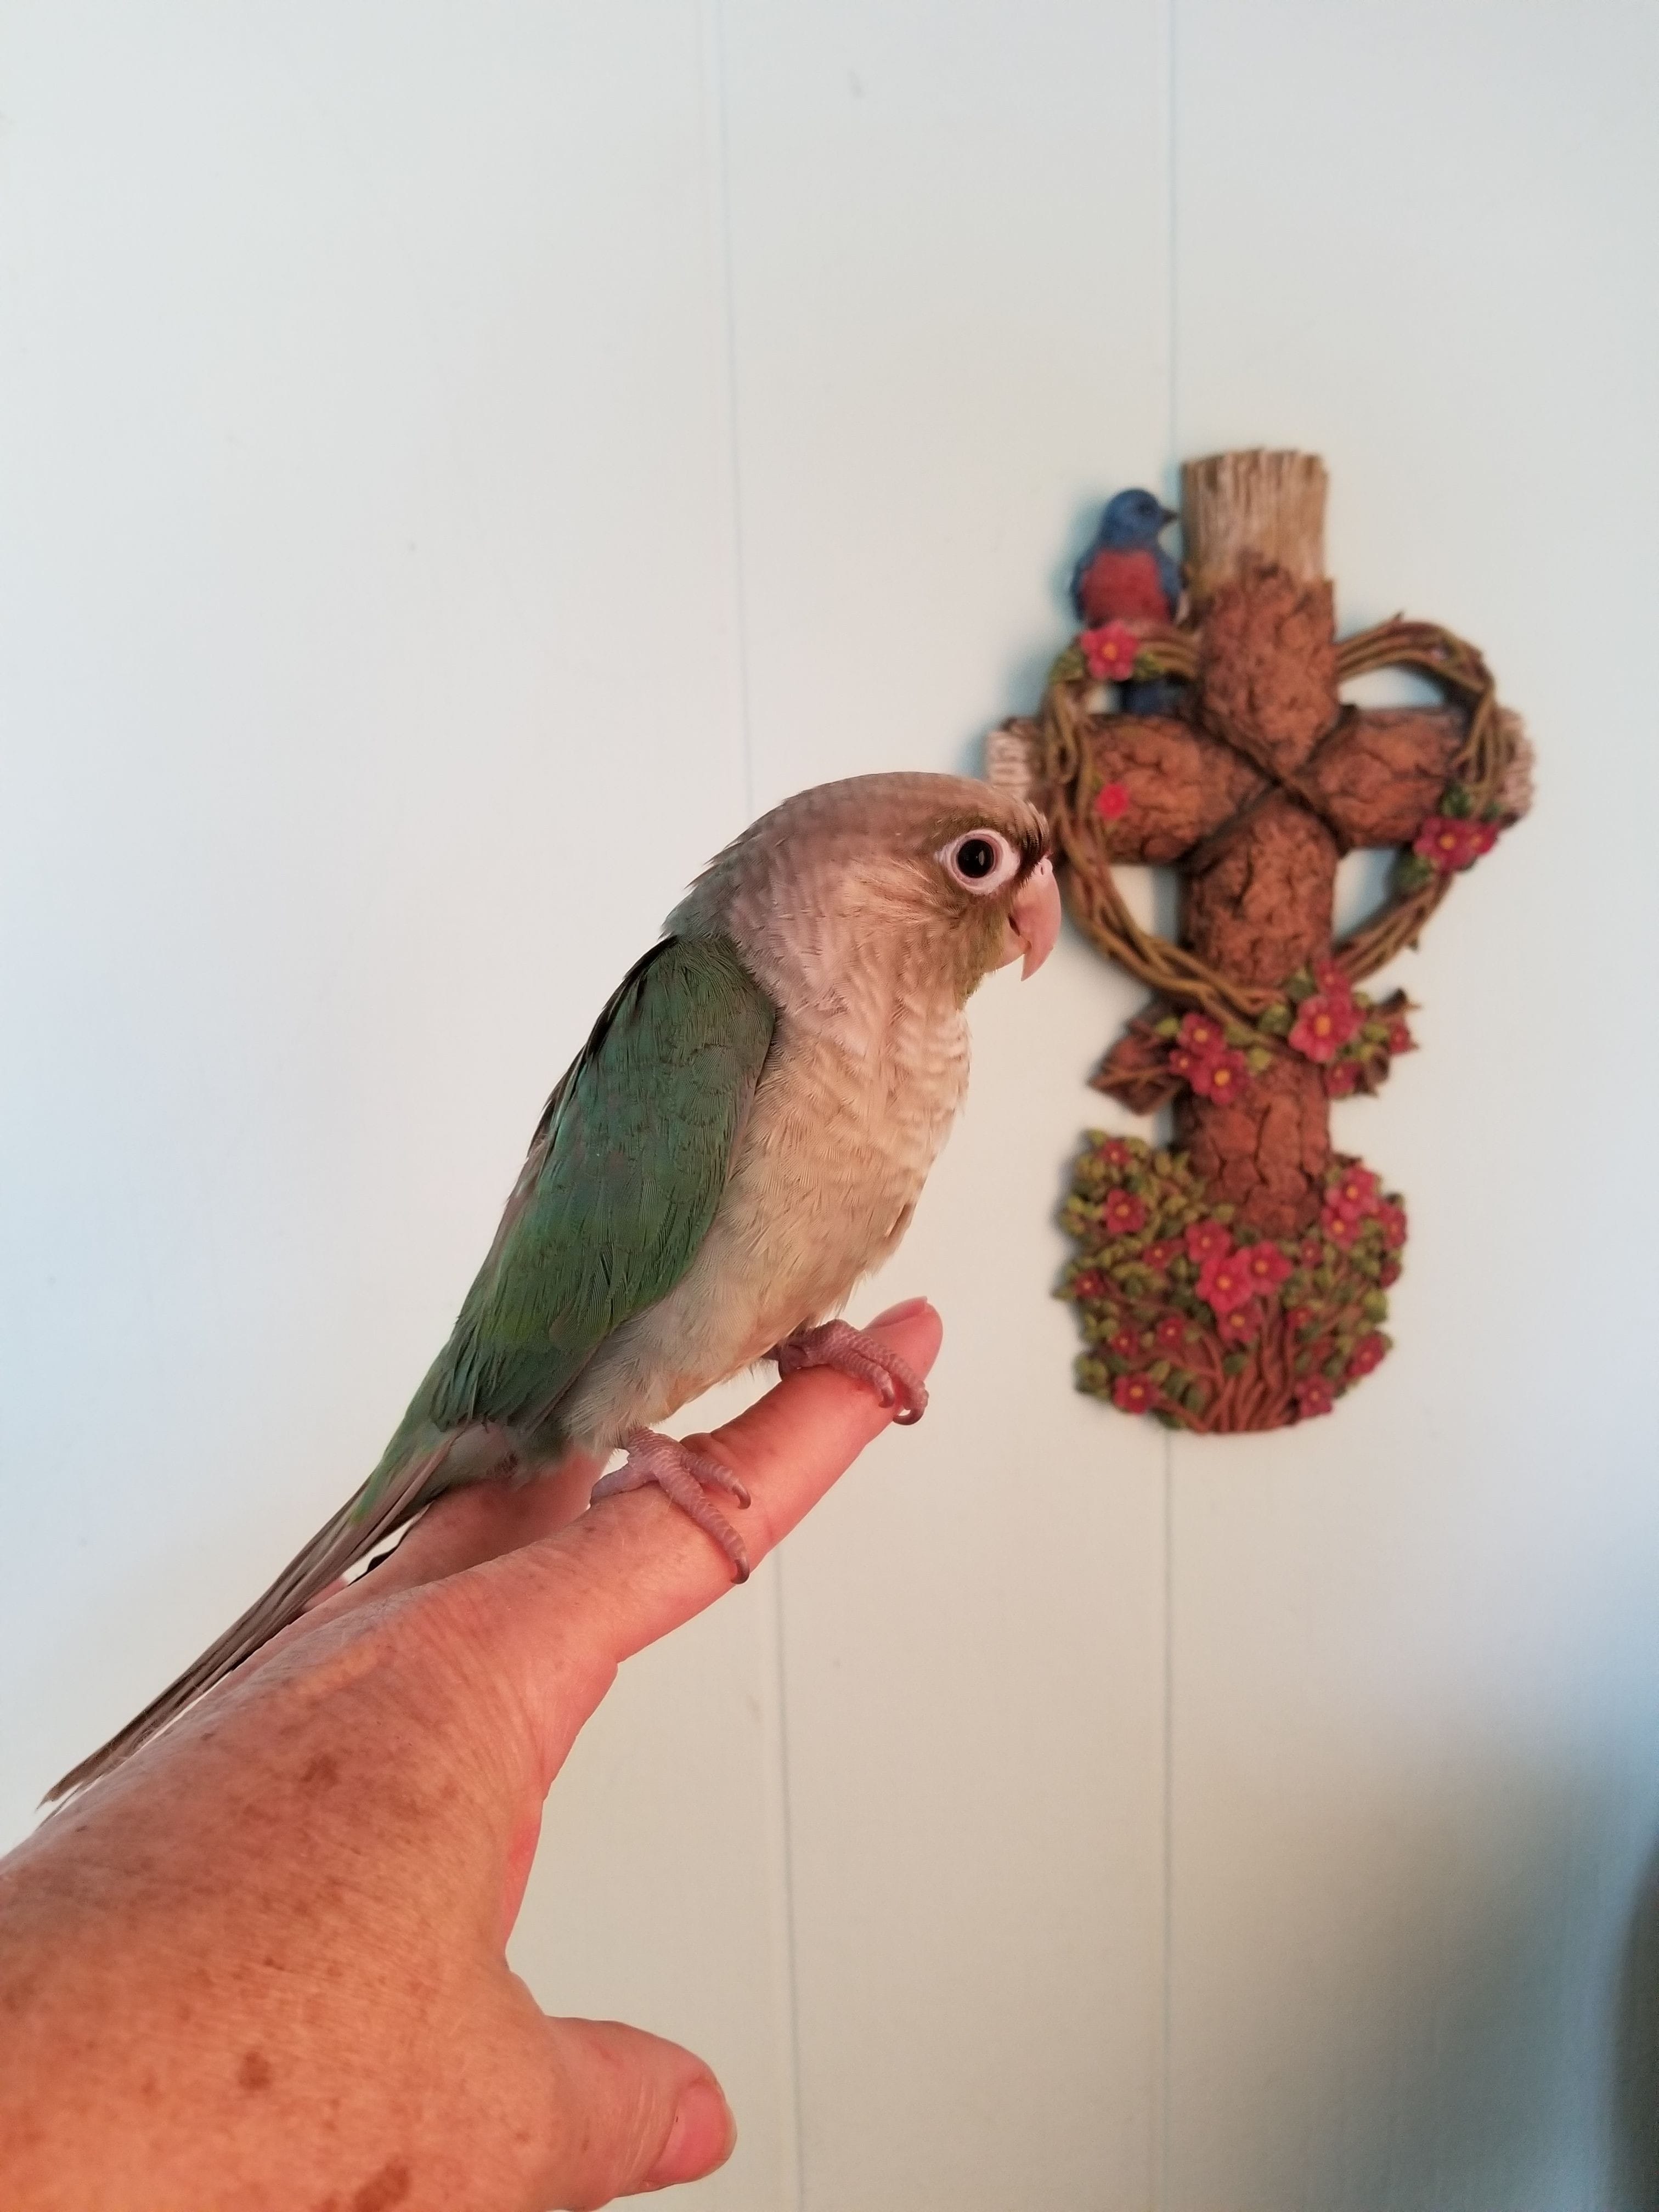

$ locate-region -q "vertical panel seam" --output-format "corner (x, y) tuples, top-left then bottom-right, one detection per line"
(699, 6), (805, 2210)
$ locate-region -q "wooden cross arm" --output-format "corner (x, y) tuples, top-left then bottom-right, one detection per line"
(1073, 712), (1261, 864)
(1300, 706), (1465, 848)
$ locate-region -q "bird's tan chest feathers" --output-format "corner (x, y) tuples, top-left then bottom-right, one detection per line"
(562, 988), (969, 1448)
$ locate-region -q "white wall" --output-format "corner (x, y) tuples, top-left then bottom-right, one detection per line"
(3, 5), (1656, 2205)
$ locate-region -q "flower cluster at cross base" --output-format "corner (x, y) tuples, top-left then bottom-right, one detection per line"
(1059, 1135), (1407, 1432)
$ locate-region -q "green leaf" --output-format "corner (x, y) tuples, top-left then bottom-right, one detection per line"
(1441, 781), (1474, 818)
(1284, 968), (1316, 1003)
(1245, 1047), (1274, 1074)
(1256, 1002), (1294, 1036)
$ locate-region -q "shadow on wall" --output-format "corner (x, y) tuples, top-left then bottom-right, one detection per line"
(1170, 1751), (1639, 2212)
(1615, 1834), (1659, 2209)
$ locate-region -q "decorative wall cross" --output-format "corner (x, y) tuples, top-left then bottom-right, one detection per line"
(988, 450), (1531, 1432)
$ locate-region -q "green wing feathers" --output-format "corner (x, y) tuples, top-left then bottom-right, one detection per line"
(370, 932), (778, 1490)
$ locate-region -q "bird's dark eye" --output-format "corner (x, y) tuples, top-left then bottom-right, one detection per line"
(939, 828), (1019, 895)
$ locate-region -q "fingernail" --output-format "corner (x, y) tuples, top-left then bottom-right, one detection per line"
(646, 2079), (736, 2189)
(869, 1295), (932, 1329)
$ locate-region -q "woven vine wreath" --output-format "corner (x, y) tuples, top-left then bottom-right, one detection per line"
(986, 450), (1532, 1434)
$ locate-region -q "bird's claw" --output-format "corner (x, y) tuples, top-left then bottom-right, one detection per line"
(590, 1430), (752, 1582)
(770, 1319), (929, 1425)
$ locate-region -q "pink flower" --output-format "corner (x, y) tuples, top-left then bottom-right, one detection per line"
(1104, 1189), (1147, 1236)
(1218, 1303), (1261, 1344)
(1098, 1137), (1136, 1171)
(1321, 1205), (1359, 1247)
(1094, 780), (1131, 821)
(1241, 1241), (1293, 1291)
(1081, 621), (1141, 681)
(1113, 1372), (1159, 1414)
(1312, 957), (1355, 1002)
(1176, 1012), (1227, 1059)
(1347, 1331), (1389, 1379)
(1375, 1200), (1408, 1249)
(1189, 1047), (1250, 1103)
(1295, 1376), (1335, 1419)
(1414, 815), (1499, 873)
(1197, 1249), (1256, 1316)
(1154, 1314), (1188, 1353)
(1186, 1220), (1233, 1264)
(1328, 1165), (1380, 1223)
(1299, 1235), (1325, 1267)
(1142, 1239), (1178, 1272)
(1288, 991), (1362, 1064)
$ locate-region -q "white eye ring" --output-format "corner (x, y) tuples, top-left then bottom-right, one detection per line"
(939, 828), (1020, 895)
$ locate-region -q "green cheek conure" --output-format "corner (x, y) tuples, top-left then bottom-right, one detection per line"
(50, 772), (1058, 1802)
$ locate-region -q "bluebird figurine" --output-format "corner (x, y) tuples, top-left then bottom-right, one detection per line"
(1071, 488), (1186, 714)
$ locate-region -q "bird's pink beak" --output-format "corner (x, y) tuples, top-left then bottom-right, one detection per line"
(1007, 854), (1061, 978)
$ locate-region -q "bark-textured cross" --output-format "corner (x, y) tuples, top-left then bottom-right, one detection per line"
(988, 450), (1532, 1432)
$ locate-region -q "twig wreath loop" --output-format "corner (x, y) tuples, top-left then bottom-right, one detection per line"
(1036, 614), (1526, 1032)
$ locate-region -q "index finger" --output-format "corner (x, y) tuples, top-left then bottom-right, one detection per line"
(444, 1300), (942, 1783)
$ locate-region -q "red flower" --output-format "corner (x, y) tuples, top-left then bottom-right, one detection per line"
(1288, 991), (1362, 1064)
(1324, 1060), (1358, 1097)
(1197, 1249), (1255, 1316)
(1312, 957), (1356, 1003)
(1142, 1239), (1178, 1272)
(1094, 780), (1131, 821)
(1378, 1256), (1402, 1288)
(1110, 1327), (1144, 1361)
(1386, 1016), (1415, 1055)
(1104, 1189), (1147, 1235)
(1375, 1200), (1408, 1249)
(1112, 1372), (1159, 1414)
(1098, 1137), (1136, 1171)
(1186, 1220), (1233, 1264)
(1299, 1235), (1325, 1267)
(1347, 1331), (1389, 1379)
(1189, 1047), (1250, 1103)
(1295, 1376), (1335, 1419)
(1218, 1302), (1261, 1343)
(1414, 814), (1499, 873)
(1285, 1304), (1315, 1335)
(1154, 1314), (1188, 1353)
(1176, 1012), (1227, 1059)
(1241, 1241), (1293, 1291)
(1328, 1165), (1380, 1222)
(1072, 1269), (1108, 1301)
(1321, 1205), (1359, 1246)
(1097, 783), (1141, 827)
(1080, 621), (1141, 681)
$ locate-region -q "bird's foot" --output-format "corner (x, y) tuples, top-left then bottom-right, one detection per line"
(770, 1319), (929, 1425)
(590, 1429), (753, 1582)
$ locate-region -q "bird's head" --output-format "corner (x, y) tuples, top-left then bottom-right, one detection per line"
(669, 772), (1060, 1015)
(1099, 486), (1178, 548)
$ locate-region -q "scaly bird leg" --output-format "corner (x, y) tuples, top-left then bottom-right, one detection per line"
(770, 1319), (929, 1426)
(590, 1429), (753, 1582)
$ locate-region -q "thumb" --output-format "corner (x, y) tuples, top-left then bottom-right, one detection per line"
(523, 2010), (736, 2207)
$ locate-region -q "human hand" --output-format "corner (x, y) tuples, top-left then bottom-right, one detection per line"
(0, 1297), (941, 2212)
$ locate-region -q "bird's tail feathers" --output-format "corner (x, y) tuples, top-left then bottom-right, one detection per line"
(42, 1435), (457, 1805)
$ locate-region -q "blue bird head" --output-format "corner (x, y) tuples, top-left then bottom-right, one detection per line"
(1098, 487), (1178, 548)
